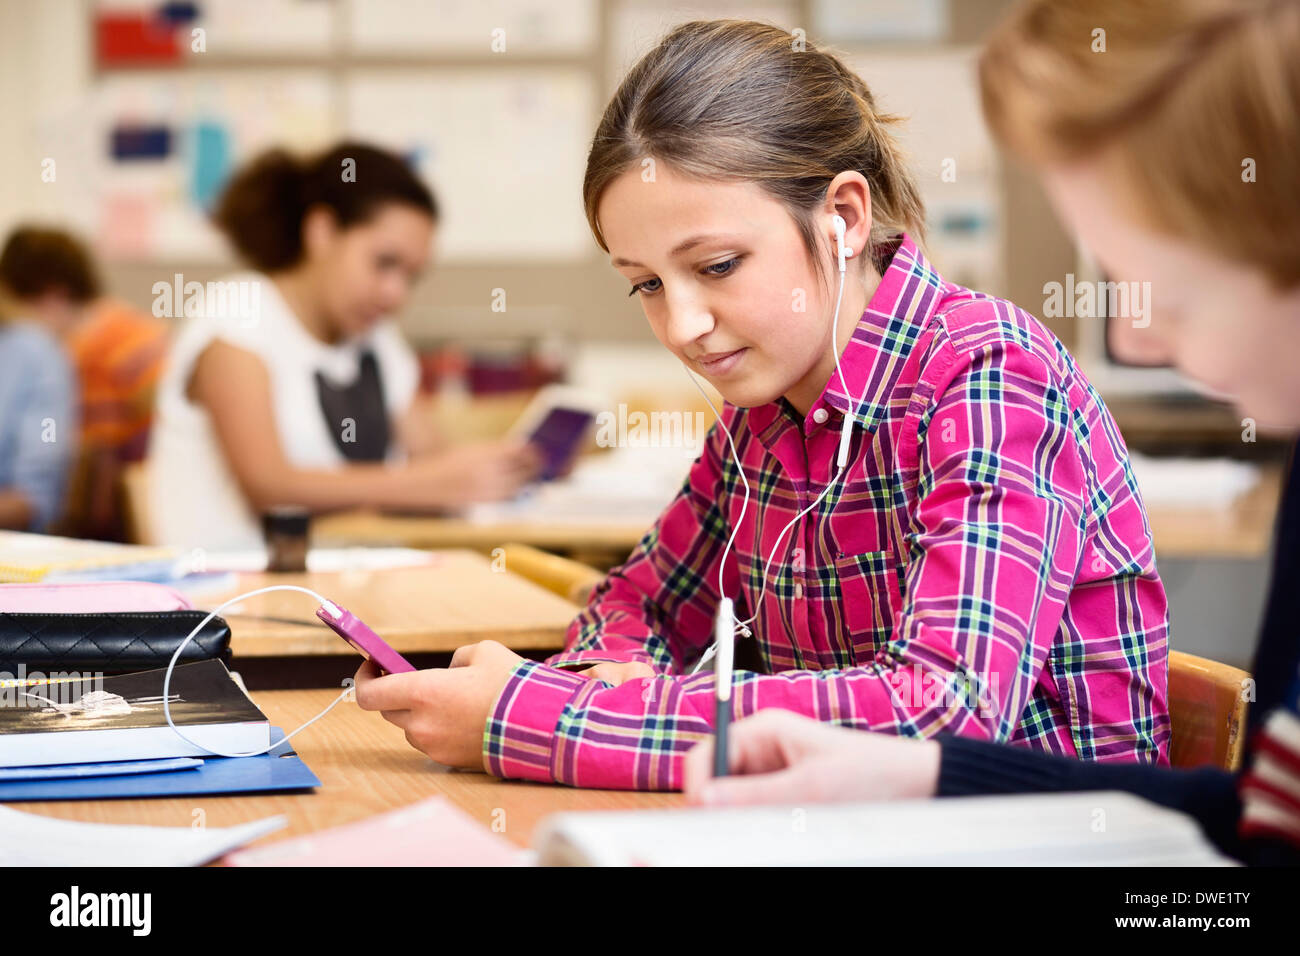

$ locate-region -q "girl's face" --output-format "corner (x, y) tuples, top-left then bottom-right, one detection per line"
(598, 164), (845, 412)
(1044, 158), (1300, 432)
(308, 203), (434, 338)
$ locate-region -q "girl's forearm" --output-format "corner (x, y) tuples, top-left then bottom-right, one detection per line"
(235, 462), (445, 515)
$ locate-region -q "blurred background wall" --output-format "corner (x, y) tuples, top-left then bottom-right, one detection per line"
(0, 0), (1069, 350)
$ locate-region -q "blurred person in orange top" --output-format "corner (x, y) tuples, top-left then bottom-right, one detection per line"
(0, 226), (169, 540)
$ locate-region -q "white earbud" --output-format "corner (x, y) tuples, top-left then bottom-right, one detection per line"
(832, 214), (854, 273)
(829, 215), (856, 465)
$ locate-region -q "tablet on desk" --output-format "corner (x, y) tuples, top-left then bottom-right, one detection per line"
(510, 385), (604, 482)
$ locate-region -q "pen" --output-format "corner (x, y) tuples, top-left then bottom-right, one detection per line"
(714, 597), (735, 777)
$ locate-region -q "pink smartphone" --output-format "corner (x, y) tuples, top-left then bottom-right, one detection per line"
(315, 601), (416, 674)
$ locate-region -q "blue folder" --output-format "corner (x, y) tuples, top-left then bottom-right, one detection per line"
(0, 727), (320, 801)
(0, 757), (202, 781)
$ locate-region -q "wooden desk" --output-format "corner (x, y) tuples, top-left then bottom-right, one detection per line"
(313, 509), (647, 558)
(12, 688), (680, 852)
(1105, 395), (1255, 447)
(205, 550), (580, 657)
(317, 469), (1284, 565)
(1146, 465), (1281, 560)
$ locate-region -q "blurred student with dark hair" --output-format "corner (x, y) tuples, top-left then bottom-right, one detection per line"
(0, 225), (170, 541)
(0, 227), (82, 532)
(149, 142), (539, 548)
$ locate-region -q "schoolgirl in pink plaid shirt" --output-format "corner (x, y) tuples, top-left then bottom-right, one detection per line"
(354, 19), (1170, 791)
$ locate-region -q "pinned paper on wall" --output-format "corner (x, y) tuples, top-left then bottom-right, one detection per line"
(190, 120), (232, 210)
(48, 70), (336, 261)
(99, 193), (156, 261)
(95, 9), (183, 65)
(110, 123), (172, 160)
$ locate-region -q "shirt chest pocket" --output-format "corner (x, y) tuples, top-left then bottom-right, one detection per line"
(832, 548), (903, 662)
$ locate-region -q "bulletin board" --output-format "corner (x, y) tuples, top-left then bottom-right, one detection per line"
(68, 0), (999, 289)
(62, 69), (334, 261)
(73, 0), (601, 264)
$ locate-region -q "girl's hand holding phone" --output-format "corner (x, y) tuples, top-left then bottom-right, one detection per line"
(353, 639), (526, 769)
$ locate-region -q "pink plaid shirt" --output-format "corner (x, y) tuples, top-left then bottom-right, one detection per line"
(485, 236), (1171, 790)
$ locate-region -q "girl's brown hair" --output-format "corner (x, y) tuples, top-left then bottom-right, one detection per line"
(980, 0), (1300, 288)
(582, 19), (926, 287)
(213, 141), (438, 272)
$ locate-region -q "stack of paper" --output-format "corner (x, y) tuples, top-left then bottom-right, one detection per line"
(1127, 453), (1261, 508)
(533, 792), (1236, 866)
(465, 446), (689, 526)
(0, 531), (178, 584)
(192, 547), (439, 573)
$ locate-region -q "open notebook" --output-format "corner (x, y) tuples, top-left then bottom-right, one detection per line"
(533, 791), (1236, 866)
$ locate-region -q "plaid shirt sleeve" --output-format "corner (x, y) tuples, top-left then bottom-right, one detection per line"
(483, 331), (1145, 789)
(542, 414), (741, 673)
(887, 334), (1091, 744)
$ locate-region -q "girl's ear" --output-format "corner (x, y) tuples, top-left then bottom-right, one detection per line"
(823, 172), (873, 268)
(301, 204), (339, 262)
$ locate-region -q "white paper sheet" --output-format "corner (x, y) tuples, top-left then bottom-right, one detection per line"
(0, 805), (287, 867)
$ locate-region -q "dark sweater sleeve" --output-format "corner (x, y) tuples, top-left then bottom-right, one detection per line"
(937, 735), (1246, 861)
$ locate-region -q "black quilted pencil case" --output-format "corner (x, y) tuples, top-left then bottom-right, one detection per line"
(0, 611), (232, 676)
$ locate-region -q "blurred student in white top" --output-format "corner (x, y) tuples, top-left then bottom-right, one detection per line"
(150, 142), (539, 549)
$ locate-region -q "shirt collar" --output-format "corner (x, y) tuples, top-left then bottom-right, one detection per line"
(748, 234), (946, 440)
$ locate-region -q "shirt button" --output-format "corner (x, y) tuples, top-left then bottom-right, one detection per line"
(812, 407), (829, 425)
(794, 582), (804, 600)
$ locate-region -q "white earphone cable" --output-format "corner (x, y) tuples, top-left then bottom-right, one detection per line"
(689, 240), (873, 672)
(684, 369), (752, 604)
(163, 585), (354, 758)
